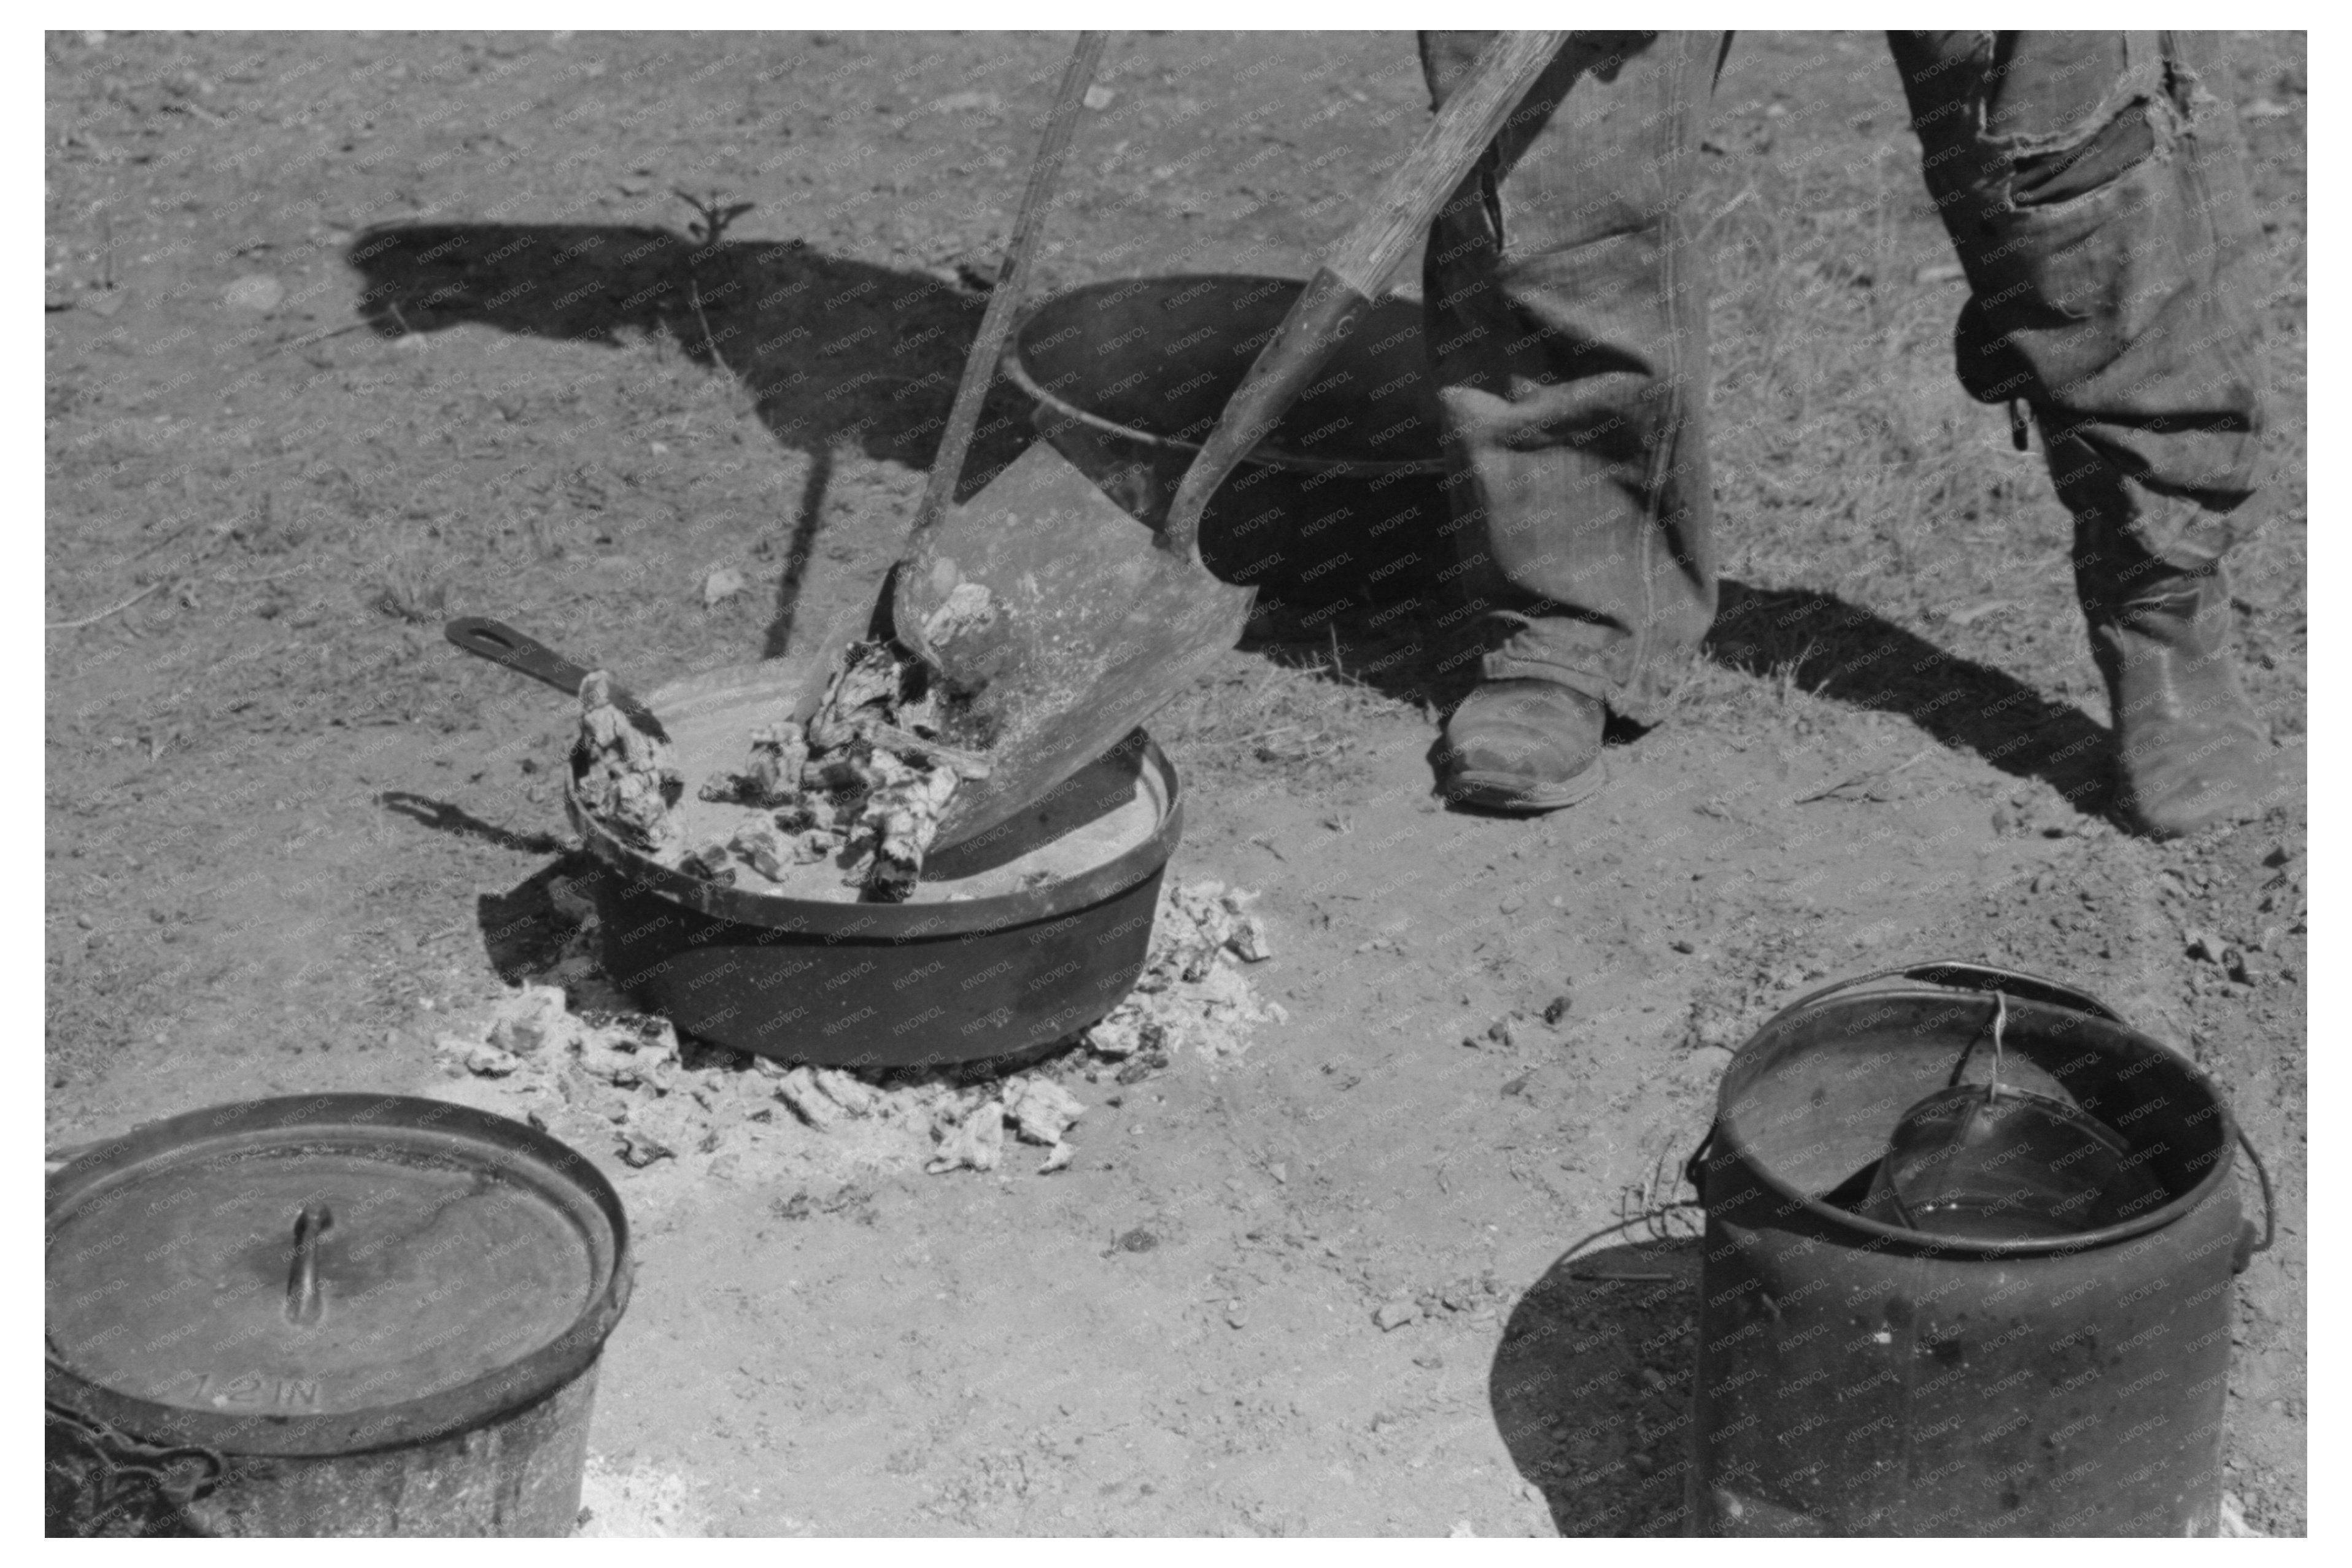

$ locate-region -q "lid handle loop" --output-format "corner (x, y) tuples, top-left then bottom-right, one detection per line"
(285, 1202), (332, 1326)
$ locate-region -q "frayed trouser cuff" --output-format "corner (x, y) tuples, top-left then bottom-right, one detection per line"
(1479, 646), (1684, 728)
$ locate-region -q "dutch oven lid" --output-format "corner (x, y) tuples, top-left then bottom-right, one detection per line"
(47, 1096), (629, 1450)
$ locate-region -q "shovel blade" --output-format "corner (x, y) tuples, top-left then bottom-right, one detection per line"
(895, 439), (1253, 851)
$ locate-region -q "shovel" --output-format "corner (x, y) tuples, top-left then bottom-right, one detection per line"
(895, 29), (1571, 852)
(758, 31), (1104, 756)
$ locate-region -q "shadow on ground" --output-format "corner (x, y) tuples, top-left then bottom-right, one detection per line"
(345, 221), (1025, 660)
(1247, 576), (2116, 816)
(1701, 579), (2113, 811)
(1488, 1237), (1701, 1537)
(344, 223), (2114, 819)
(376, 791), (592, 979)
(470, 859), (593, 984)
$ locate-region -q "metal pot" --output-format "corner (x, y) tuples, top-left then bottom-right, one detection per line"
(560, 656), (1184, 1070)
(1684, 963), (2270, 1537)
(46, 1096), (630, 1537)
(1002, 274), (1455, 609)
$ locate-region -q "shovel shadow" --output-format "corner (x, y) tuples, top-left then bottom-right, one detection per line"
(343, 220), (1039, 660)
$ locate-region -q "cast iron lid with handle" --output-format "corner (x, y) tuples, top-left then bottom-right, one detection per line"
(46, 1095), (632, 1458)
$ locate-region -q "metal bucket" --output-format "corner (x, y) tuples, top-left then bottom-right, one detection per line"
(47, 1097), (630, 1537)
(1003, 274), (1454, 609)
(1684, 963), (2270, 1537)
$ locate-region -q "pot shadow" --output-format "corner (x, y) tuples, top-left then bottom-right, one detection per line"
(343, 220), (1034, 660)
(1487, 1237), (1701, 1537)
(1247, 574), (2114, 818)
(473, 859), (600, 986)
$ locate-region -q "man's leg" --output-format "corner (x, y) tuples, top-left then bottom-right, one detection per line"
(1890, 30), (2288, 836)
(1419, 31), (1727, 810)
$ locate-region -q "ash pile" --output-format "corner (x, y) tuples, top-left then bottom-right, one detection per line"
(1079, 879), (1280, 1079)
(427, 875), (1282, 1183)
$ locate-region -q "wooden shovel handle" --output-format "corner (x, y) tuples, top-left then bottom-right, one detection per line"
(1165, 29), (1568, 562)
(907, 32), (1106, 556)
(1320, 29), (1570, 298)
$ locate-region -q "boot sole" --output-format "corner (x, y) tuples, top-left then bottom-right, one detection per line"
(2117, 739), (2302, 839)
(1438, 758), (1608, 814)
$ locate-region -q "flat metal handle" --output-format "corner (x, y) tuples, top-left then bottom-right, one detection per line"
(443, 616), (595, 700)
(443, 616), (670, 741)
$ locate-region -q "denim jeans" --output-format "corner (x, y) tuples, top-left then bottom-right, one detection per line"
(1418, 31), (2270, 723)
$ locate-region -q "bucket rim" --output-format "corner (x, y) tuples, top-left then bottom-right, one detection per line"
(45, 1094), (632, 1458)
(1002, 272), (1447, 481)
(1701, 965), (2242, 1257)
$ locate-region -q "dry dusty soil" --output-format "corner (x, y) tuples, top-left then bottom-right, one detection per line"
(45, 30), (2305, 1536)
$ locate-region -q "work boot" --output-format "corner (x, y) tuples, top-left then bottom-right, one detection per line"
(2075, 552), (2284, 839)
(1436, 678), (1606, 812)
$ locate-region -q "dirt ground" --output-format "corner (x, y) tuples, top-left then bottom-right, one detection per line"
(44, 31), (2306, 1537)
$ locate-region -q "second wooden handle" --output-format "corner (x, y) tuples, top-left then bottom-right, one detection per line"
(1325, 29), (1569, 298)
(908, 32), (1107, 549)
(1163, 30), (1569, 559)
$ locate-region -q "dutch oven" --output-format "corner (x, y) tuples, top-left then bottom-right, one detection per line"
(1002, 273), (1455, 609)
(455, 639), (1185, 1072)
(46, 1095), (630, 1537)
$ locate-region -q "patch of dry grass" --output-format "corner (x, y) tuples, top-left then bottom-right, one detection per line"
(368, 536), (452, 625)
